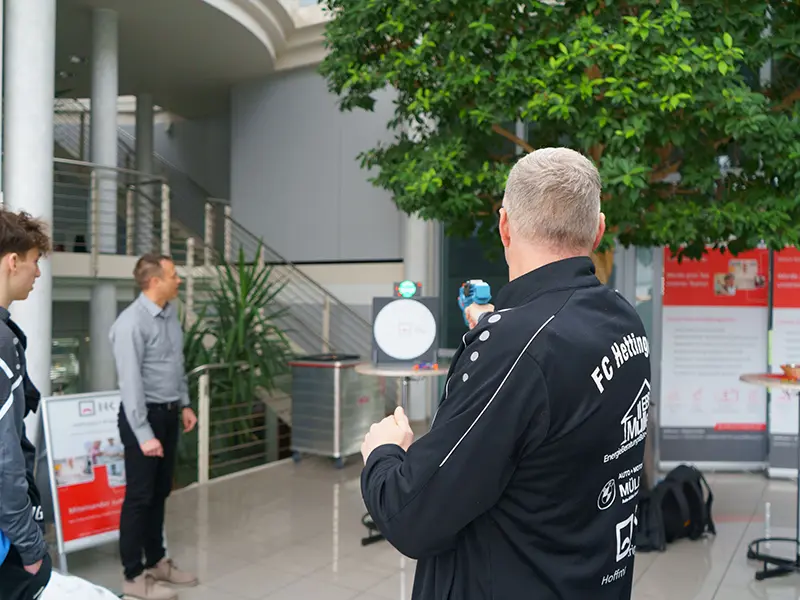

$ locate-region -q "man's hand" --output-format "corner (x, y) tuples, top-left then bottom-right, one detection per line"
(465, 303), (495, 329)
(361, 406), (415, 464)
(182, 407), (198, 433)
(140, 438), (164, 458)
(23, 559), (42, 576)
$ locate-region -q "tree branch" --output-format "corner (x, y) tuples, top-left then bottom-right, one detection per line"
(649, 161), (681, 183)
(589, 143), (606, 163)
(491, 123), (535, 153)
(773, 87), (800, 112)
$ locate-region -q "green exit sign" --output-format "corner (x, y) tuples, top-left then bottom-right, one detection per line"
(395, 280), (422, 298)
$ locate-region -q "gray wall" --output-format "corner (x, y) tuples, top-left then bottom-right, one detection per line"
(148, 114), (230, 202)
(230, 66), (403, 263)
(121, 113), (231, 237)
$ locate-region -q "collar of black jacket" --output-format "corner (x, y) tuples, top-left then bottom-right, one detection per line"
(493, 256), (601, 310)
(0, 305), (9, 323)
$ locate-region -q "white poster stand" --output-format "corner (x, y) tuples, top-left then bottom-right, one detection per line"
(41, 391), (126, 572)
(659, 247), (769, 470)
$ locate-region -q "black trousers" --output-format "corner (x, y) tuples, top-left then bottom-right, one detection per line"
(118, 404), (179, 581)
(0, 547), (52, 600)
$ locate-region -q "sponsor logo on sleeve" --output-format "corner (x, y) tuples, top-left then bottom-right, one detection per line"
(598, 479), (616, 511)
(598, 464), (642, 511)
(604, 379), (650, 463)
(615, 512), (637, 562)
(601, 567), (627, 586)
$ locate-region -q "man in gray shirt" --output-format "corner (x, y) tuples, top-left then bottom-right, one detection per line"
(110, 254), (198, 600)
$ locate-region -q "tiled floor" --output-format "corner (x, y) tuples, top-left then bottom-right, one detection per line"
(61, 458), (800, 599)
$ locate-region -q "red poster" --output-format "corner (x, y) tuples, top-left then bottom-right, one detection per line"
(44, 393), (126, 549)
(660, 247), (769, 463)
(57, 465), (125, 543)
(774, 247), (800, 309)
(663, 248), (769, 307)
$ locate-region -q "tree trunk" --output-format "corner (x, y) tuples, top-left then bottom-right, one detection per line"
(591, 247), (615, 285)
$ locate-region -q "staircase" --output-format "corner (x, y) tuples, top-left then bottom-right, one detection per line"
(51, 98), (373, 359)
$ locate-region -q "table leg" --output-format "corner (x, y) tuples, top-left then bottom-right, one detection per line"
(362, 376), (410, 547)
(746, 390), (800, 580)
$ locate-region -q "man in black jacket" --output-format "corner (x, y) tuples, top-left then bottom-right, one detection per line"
(361, 148), (650, 600)
(0, 209), (53, 600)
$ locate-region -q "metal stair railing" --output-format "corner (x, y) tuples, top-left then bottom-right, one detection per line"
(178, 230), (355, 358)
(52, 157), (171, 261)
(202, 202), (373, 358)
(54, 98), (212, 234)
(52, 99), (374, 359)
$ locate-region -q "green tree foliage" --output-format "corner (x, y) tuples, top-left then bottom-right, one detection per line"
(319, 0), (800, 260)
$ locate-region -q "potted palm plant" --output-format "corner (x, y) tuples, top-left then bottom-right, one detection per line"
(176, 244), (293, 485)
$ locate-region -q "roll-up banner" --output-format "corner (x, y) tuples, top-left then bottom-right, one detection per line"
(659, 247), (768, 469)
(41, 391), (126, 572)
(768, 247), (800, 478)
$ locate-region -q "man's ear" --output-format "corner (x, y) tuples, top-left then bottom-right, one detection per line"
(592, 213), (607, 251)
(0, 252), (17, 273)
(499, 209), (511, 248)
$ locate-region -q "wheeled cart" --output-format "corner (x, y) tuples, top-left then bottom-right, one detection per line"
(289, 354), (386, 468)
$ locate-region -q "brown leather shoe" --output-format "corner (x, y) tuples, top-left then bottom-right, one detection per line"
(145, 558), (199, 587)
(122, 573), (177, 600)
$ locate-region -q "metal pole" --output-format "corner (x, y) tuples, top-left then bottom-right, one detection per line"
(125, 186), (135, 256)
(322, 296), (331, 353)
(161, 182), (170, 256)
(79, 111), (86, 161)
(223, 205), (232, 263)
(197, 372), (210, 484)
(186, 237), (195, 318)
(90, 170), (99, 276)
(204, 201), (213, 266)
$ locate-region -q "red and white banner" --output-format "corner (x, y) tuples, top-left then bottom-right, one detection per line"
(659, 248), (768, 466)
(768, 247), (800, 474)
(42, 392), (126, 553)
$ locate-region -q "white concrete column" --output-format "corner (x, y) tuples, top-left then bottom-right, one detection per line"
(4, 0), (57, 443)
(90, 8), (119, 253)
(404, 214), (431, 421)
(89, 8), (119, 392)
(135, 93), (155, 254)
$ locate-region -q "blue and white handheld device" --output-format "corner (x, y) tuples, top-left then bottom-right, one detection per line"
(458, 279), (492, 326)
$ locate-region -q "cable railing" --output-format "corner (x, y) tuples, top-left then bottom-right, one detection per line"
(203, 203), (374, 358)
(182, 362), (290, 485)
(54, 98), (212, 237)
(51, 99), (373, 358)
(52, 157), (170, 261)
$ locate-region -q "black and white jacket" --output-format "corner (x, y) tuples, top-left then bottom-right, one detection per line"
(0, 306), (47, 567)
(362, 257), (651, 600)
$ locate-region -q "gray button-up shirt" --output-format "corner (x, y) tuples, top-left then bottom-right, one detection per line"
(109, 293), (190, 445)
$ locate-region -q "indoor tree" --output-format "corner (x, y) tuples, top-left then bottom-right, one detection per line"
(319, 0), (800, 277)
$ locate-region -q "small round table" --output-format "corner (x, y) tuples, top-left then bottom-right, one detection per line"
(354, 362), (449, 546)
(740, 373), (800, 580)
(354, 363), (449, 413)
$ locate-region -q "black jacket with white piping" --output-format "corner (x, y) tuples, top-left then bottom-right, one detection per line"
(0, 306), (47, 567)
(362, 257), (651, 600)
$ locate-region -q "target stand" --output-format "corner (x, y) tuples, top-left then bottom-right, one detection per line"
(355, 296), (445, 546)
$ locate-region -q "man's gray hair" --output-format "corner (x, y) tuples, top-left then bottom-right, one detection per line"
(503, 147), (602, 252)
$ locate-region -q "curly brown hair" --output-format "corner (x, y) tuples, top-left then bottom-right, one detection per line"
(0, 208), (51, 258)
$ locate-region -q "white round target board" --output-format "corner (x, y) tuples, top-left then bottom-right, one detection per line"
(371, 297), (438, 363)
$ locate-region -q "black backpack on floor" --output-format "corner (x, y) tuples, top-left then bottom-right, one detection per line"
(634, 464), (716, 552)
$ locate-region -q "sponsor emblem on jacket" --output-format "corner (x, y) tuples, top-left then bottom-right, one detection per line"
(598, 465), (642, 511)
(604, 379), (650, 463)
(598, 479), (616, 511)
(615, 512), (637, 562)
